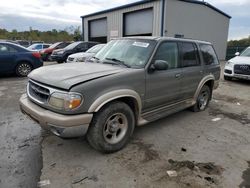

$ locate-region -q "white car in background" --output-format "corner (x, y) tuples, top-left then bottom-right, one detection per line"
(224, 46), (250, 81)
(66, 44), (105, 63)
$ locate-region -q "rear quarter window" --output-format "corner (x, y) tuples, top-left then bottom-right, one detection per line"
(200, 44), (219, 65)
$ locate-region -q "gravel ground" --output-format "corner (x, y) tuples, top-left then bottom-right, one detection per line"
(0, 62), (249, 188)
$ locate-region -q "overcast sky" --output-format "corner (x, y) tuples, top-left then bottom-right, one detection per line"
(0, 0), (249, 40)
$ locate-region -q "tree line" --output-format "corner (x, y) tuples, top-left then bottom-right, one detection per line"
(228, 35), (250, 47)
(0, 26), (82, 43)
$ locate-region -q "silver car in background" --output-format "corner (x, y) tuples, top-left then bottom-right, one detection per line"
(66, 44), (105, 63)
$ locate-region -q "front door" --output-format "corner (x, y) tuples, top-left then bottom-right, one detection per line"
(145, 41), (182, 111)
(0, 44), (16, 74)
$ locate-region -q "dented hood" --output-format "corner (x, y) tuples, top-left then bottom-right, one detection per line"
(28, 62), (125, 90)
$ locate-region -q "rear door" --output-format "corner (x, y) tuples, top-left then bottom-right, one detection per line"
(0, 44), (17, 74)
(199, 44), (220, 81)
(145, 41), (182, 110)
(179, 42), (204, 99)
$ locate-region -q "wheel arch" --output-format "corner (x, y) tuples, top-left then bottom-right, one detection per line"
(193, 75), (215, 104)
(88, 89), (142, 120)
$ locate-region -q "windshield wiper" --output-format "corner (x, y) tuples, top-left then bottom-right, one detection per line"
(104, 58), (130, 68)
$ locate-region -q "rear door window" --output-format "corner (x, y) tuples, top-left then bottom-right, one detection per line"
(200, 44), (219, 65)
(180, 42), (200, 67)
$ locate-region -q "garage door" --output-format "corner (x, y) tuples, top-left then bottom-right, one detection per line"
(89, 18), (107, 43)
(124, 8), (153, 37)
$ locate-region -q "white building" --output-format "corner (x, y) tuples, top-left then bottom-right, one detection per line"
(81, 0), (231, 60)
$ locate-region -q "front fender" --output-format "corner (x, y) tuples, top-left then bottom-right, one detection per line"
(88, 89), (142, 114)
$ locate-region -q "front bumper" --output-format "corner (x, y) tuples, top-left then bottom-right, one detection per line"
(19, 94), (93, 138)
(224, 64), (250, 80)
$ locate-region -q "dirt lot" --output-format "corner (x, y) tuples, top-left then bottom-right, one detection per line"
(0, 62), (249, 188)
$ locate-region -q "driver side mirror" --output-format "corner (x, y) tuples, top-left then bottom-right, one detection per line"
(149, 60), (169, 72)
(235, 52), (240, 56)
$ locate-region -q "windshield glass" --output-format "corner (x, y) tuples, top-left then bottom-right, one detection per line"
(87, 44), (105, 53)
(94, 39), (156, 68)
(49, 42), (61, 49)
(64, 42), (82, 50)
(240, 48), (250, 57)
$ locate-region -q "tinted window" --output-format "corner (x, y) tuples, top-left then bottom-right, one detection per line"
(200, 44), (219, 65)
(0, 44), (17, 53)
(181, 42), (200, 67)
(153, 42), (179, 69)
(0, 44), (8, 53)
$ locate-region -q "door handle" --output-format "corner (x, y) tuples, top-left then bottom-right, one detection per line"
(175, 73), (181, 78)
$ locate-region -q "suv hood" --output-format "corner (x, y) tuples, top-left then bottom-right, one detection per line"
(69, 52), (94, 58)
(29, 63), (125, 90)
(229, 56), (250, 65)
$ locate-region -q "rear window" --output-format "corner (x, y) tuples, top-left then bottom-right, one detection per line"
(200, 44), (219, 65)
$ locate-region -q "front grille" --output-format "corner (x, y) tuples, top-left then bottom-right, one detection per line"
(234, 64), (250, 75)
(224, 69), (232, 74)
(68, 57), (74, 61)
(28, 81), (50, 103)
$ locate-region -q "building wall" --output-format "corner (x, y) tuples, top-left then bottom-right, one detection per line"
(83, 0), (162, 41)
(165, 0), (230, 60)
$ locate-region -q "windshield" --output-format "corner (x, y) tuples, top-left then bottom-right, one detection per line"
(240, 48), (250, 57)
(86, 44), (105, 53)
(94, 39), (156, 68)
(49, 42), (61, 49)
(64, 41), (82, 50)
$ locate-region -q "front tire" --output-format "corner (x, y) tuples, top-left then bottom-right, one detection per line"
(191, 85), (211, 112)
(87, 101), (135, 153)
(16, 62), (33, 77)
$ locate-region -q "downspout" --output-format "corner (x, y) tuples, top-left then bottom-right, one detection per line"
(160, 0), (165, 36)
(82, 18), (85, 41)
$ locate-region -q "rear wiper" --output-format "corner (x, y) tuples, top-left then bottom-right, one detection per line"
(104, 58), (130, 68)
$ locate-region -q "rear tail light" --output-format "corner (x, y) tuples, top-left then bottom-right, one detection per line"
(32, 52), (41, 59)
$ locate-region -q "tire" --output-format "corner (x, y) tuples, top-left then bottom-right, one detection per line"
(224, 75), (232, 81)
(191, 85), (211, 112)
(87, 101), (135, 153)
(16, 62), (33, 77)
(57, 60), (63, 64)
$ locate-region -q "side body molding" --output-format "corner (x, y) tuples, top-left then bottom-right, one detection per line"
(88, 89), (142, 114)
(192, 74), (215, 104)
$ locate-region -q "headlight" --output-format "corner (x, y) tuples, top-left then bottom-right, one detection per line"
(49, 92), (83, 111)
(57, 51), (64, 54)
(76, 57), (86, 62)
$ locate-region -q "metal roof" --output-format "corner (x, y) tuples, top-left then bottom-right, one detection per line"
(81, 0), (231, 19)
(179, 0), (231, 19)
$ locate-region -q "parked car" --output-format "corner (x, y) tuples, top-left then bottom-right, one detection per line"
(66, 44), (105, 63)
(16, 40), (30, 48)
(51, 41), (99, 63)
(27, 43), (51, 51)
(0, 42), (43, 76)
(20, 37), (220, 153)
(224, 46), (250, 81)
(40, 42), (71, 61)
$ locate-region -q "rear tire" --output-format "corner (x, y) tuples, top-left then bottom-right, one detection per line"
(16, 62), (33, 77)
(224, 75), (232, 81)
(191, 85), (211, 112)
(87, 101), (135, 153)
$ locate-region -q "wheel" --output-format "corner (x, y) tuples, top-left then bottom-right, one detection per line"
(57, 60), (63, 64)
(224, 75), (232, 81)
(16, 62), (33, 77)
(87, 101), (135, 153)
(191, 85), (211, 112)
